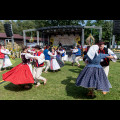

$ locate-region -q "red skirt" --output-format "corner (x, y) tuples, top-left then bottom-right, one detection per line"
(2, 63), (34, 85)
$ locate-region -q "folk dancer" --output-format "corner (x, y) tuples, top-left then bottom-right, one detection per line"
(76, 45), (114, 97)
(43, 46), (53, 73)
(98, 41), (117, 77)
(3, 48), (12, 70)
(71, 46), (78, 66)
(2, 47), (37, 89)
(50, 48), (60, 72)
(0, 45), (11, 72)
(57, 47), (66, 63)
(32, 45), (47, 88)
(75, 45), (82, 67)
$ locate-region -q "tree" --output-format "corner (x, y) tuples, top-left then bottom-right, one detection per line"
(0, 21), (5, 33)
(102, 20), (113, 42)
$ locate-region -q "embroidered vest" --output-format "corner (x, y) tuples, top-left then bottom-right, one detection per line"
(98, 48), (110, 66)
(34, 51), (44, 67)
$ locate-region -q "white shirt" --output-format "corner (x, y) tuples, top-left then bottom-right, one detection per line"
(1, 49), (11, 55)
(58, 49), (65, 54)
(21, 53), (35, 59)
(50, 51), (57, 59)
(100, 48), (117, 62)
(48, 51), (53, 56)
(71, 49), (78, 53)
(35, 53), (45, 64)
(108, 48), (117, 62)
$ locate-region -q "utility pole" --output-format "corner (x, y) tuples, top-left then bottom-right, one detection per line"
(9, 20), (14, 50)
(112, 20), (116, 49)
(110, 20), (113, 48)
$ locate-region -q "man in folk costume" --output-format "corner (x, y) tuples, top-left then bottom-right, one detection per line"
(32, 45), (47, 88)
(98, 40), (117, 77)
(75, 45), (82, 67)
(43, 46), (53, 73)
(71, 46), (78, 66)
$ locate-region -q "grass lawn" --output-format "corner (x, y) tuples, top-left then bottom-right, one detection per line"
(0, 58), (120, 100)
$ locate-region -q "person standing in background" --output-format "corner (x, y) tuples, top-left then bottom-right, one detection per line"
(58, 41), (62, 47)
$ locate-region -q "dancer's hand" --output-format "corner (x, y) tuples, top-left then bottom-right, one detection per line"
(34, 57), (38, 60)
(107, 54), (114, 59)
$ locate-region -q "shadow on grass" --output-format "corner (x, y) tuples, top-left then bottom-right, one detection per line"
(68, 65), (85, 74)
(4, 83), (32, 92)
(61, 76), (96, 99)
(117, 60), (120, 62)
(6, 67), (14, 70)
(64, 62), (73, 66)
(1, 67), (14, 71)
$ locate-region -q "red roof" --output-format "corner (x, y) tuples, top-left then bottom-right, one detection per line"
(0, 33), (47, 41)
(0, 33), (23, 39)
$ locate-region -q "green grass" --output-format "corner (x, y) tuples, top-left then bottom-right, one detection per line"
(0, 58), (120, 100)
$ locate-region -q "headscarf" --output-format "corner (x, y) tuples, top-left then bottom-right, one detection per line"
(87, 45), (99, 60)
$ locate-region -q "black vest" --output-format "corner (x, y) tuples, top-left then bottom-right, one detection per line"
(98, 48), (110, 67)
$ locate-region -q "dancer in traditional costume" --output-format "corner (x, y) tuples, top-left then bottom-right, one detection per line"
(76, 45), (114, 97)
(32, 45), (47, 88)
(71, 46), (78, 66)
(3, 48), (12, 70)
(83, 46), (90, 65)
(56, 47), (64, 68)
(98, 41), (117, 77)
(50, 48), (60, 71)
(58, 47), (66, 63)
(0, 45), (11, 72)
(43, 46), (52, 73)
(2, 47), (37, 89)
(75, 45), (82, 67)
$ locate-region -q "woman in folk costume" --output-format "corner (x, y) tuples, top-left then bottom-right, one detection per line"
(50, 48), (60, 71)
(56, 47), (64, 68)
(0, 45), (12, 72)
(2, 47), (37, 89)
(32, 45), (47, 88)
(76, 45), (114, 97)
(57, 47), (66, 63)
(3, 47), (12, 70)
